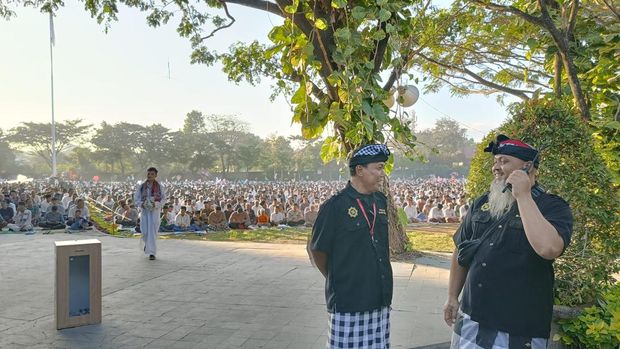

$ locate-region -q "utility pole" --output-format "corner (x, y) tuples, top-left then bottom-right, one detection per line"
(49, 11), (57, 177)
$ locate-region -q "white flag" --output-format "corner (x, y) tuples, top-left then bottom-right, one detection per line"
(49, 12), (55, 46)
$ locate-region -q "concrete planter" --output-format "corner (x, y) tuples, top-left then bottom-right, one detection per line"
(549, 305), (583, 349)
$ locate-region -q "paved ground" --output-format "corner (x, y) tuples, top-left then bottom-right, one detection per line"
(0, 231), (452, 348)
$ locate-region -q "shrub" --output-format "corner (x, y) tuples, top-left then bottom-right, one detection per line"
(556, 283), (620, 348)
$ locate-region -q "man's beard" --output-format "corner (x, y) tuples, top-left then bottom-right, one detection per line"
(488, 179), (515, 219)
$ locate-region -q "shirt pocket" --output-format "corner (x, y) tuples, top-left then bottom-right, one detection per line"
(504, 218), (530, 253)
(470, 211), (491, 238)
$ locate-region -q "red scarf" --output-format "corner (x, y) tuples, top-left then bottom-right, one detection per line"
(141, 180), (162, 202)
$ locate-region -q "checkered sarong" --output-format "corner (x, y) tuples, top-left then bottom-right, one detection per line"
(451, 311), (549, 349)
(327, 306), (390, 349)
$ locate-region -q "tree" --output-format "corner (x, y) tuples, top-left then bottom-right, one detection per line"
(182, 110), (206, 134)
(261, 135), (294, 180)
(66, 146), (99, 179)
(414, 0), (620, 125)
(91, 122), (141, 176)
(205, 114), (249, 175)
(133, 123), (174, 170)
(235, 133), (265, 173)
(6, 119), (91, 171)
(0, 129), (18, 178)
(415, 117), (473, 162)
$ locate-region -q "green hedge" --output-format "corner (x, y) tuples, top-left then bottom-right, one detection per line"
(465, 99), (620, 308)
(557, 283), (620, 348)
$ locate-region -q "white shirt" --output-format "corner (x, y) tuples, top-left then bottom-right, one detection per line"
(40, 200), (50, 213)
(13, 209), (32, 227)
(403, 204), (418, 220)
(443, 207), (456, 218)
(166, 211), (176, 223)
(429, 207), (444, 219)
(175, 212), (191, 227)
(69, 206), (90, 219)
(459, 205), (468, 219)
(270, 212), (285, 224)
(62, 195), (72, 210)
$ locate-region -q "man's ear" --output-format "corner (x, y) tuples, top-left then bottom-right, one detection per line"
(355, 164), (363, 176)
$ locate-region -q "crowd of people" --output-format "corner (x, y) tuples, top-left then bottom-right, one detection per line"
(0, 175), (467, 233)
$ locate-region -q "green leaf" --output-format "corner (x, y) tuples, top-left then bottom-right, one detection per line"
(384, 154), (394, 175)
(291, 83), (307, 104)
(361, 114), (374, 136)
(352, 6), (367, 21)
(284, 0), (299, 14)
(331, 0), (347, 9)
(379, 9), (391, 22)
(315, 18), (328, 30)
(372, 29), (387, 41)
(334, 28), (351, 42)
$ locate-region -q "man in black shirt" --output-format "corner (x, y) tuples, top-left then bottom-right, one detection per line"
(309, 144), (393, 349)
(444, 135), (573, 348)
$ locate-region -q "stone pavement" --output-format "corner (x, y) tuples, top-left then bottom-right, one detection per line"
(0, 231), (452, 348)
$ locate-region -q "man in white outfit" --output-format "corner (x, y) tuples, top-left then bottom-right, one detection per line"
(7, 202), (33, 232)
(134, 167), (166, 260)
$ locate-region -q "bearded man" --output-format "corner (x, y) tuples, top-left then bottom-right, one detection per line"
(443, 135), (573, 348)
(134, 167), (166, 260)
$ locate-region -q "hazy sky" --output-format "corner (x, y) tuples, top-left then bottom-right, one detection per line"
(0, 2), (515, 141)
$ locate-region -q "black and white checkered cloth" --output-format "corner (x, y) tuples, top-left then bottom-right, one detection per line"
(327, 306), (390, 348)
(352, 144), (391, 158)
(451, 311), (549, 349)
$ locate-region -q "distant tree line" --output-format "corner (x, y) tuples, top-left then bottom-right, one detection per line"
(0, 111), (474, 180)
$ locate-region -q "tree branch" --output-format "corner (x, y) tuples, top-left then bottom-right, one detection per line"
(566, 0), (579, 40)
(222, 0), (283, 17)
(202, 1), (236, 40)
(372, 20), (390, 73)
(382, 43), (425, 91)
(471, 0), (545, 27)
(418, 52), (532, 100)
(598, 0), (620, 21)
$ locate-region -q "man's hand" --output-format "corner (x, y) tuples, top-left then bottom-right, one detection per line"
(443, 297), (459, 326)
(506, 168), (532, 199)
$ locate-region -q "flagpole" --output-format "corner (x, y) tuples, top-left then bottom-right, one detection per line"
(49, 11), (57, 177)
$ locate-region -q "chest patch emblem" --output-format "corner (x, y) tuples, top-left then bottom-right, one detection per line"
(348, 207), (358, 218)
(481, 203), (490, 211)
(378, 208), (387, 215)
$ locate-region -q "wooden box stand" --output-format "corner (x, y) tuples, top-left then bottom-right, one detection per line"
(55, 239), (102, 330)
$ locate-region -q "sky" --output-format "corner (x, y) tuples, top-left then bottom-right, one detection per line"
(0, 2), (516, 141)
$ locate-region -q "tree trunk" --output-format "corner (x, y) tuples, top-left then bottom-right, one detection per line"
(554, 53), (563, 98)
(539, 0), (591, 121)
(119, 157), (125, 177)
(383, 177), (409, 254)
(559, 50), (590, 121)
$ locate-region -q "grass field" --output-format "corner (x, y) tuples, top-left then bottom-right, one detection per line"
(155, 225), (456, 253)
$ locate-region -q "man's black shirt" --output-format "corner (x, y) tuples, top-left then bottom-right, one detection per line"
(454, 190), (573, 338)
(311, 181), (393, 313)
